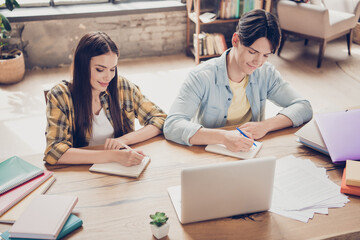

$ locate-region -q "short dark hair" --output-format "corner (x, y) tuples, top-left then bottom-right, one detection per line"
(70, 31), (123, 147)
(236, 9), (281, 53)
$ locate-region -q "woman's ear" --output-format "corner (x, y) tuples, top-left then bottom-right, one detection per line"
(232, 33), (239, 47)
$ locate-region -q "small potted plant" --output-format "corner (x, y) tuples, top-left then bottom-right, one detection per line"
(149, 212), (169, 239)
(1, 0), (25, 84)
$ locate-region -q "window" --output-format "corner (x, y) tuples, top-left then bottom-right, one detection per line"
(6, 0), (174, 8)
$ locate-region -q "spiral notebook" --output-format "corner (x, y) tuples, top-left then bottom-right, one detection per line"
(0, 156), (44, 195)
(0, 170), (53, 216)
(89, 156), (151, 178)
(205, 141), (262, 159)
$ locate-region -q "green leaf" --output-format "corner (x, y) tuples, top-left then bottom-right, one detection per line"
(5, 0), (20, 11)
(0, 14), (11, 31)
(5, 0), (14, 11)
(14, 1), (20, 8)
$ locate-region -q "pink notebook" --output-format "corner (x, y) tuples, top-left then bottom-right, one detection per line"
(0, 170), (53, 216)
(9, 195), (78, 239)
(315, 109), (360, 164)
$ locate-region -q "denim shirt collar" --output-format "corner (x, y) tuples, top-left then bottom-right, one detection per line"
(214, 48), (231, 87)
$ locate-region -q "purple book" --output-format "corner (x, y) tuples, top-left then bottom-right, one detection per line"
(315, 109), (360, 164)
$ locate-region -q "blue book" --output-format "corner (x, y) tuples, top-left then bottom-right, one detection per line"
(0, 156), (43, 195)
(0, 214), (83, 240)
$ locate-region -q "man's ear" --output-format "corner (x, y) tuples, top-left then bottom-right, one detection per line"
(232, 33), (240, 47)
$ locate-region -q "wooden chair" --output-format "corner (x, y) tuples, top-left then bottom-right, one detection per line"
(44, 90), (49, 104)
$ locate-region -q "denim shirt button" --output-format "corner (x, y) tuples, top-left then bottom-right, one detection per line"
(228, 98), (231, 101)
(224, 115), (227, 118)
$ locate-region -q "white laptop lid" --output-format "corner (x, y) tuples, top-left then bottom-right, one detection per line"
(168, 156), (276, 224)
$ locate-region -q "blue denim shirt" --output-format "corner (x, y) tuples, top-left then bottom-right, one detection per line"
(164, 49), (313, 146)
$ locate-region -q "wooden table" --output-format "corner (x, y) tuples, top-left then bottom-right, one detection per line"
(1, 128), (360, 240)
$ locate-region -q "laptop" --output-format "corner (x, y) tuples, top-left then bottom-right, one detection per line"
(168, 156), (277, 224)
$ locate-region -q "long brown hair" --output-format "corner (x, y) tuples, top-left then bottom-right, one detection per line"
(70, 31), (123, 147)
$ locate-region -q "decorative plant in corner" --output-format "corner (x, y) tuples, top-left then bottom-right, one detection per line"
(0, 0), (25, 84)
(150, 212), (169, 239)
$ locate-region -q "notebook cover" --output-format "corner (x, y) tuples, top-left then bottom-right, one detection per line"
(345, 160), (360, 187)
(0, 156), (44, 194)
(9, 195), (78, 239)
(205, 141), (262, 159)
(315, 109), (360, 164)
(295, 119), (328, 155)
(0, 170), (53, 216)
(0, 176), (56, 224)
(340, 168), (360, 196)
(1, 214), (83, 240)
(89, 156), (151, 178)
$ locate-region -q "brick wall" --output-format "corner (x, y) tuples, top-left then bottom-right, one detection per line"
(9, 10), (187, 69)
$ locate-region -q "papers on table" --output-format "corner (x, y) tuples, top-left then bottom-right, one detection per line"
(270, 155), (349, 223)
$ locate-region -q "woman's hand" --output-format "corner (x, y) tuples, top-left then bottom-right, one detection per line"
(222, 130), (254, 152)
(104, 138), (127, 150)
(115, 149), (145, 167)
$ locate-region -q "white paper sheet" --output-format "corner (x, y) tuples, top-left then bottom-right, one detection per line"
(270, 155), (349, 222)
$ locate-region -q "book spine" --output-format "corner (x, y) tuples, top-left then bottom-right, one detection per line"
(57, 216), (83, 239)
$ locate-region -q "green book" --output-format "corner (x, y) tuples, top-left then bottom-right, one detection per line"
(0, 156), (43, 195)
(0, 214), (83, 240)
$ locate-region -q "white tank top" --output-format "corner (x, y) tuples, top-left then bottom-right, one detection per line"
(88, 108), (114, 146)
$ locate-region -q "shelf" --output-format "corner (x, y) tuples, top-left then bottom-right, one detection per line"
(188, 47), (221, 59)
(188, 13), (240, 25)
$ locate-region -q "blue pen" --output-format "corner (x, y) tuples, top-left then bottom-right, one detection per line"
(236, 127), (257, 147)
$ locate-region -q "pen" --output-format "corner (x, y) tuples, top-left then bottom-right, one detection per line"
(120, 143), (132, 150)
(236, 127), (257, 147)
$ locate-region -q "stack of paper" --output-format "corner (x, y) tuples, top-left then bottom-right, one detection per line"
(270, 155), (349, 223)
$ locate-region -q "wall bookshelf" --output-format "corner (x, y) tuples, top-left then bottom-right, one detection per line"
(186, 0), (272, 64)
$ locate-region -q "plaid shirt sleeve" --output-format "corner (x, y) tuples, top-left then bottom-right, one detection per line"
(43, 83), (74, 165)
(119, 76), (167, 132)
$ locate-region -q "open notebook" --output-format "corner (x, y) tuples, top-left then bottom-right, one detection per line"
(295, 119), (329, 155)
(89, 156), (150, 178)
(205, 141), (262, 159)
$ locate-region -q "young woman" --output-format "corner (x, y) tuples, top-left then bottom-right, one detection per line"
(44, 32), (166, 166)
(164, 9), (313, 152)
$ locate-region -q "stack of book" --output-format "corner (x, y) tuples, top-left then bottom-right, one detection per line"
(341, 160), (360, 196)
(193, 32), (227, 56)
(0, 156), (56, 222)
(7, 195), (80, 239)
(295, 108), (360, 165)
(0, 156), (83, 239)
(217, 0), (263, 19)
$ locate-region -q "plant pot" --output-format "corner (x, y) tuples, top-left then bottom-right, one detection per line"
(150, 223), (169, 239)
(0, 50), (25, 84)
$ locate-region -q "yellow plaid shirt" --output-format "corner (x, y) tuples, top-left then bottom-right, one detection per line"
(44, 76), (167, 165)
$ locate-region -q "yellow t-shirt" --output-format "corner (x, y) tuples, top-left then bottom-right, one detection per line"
(226, 75), (252, 126)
